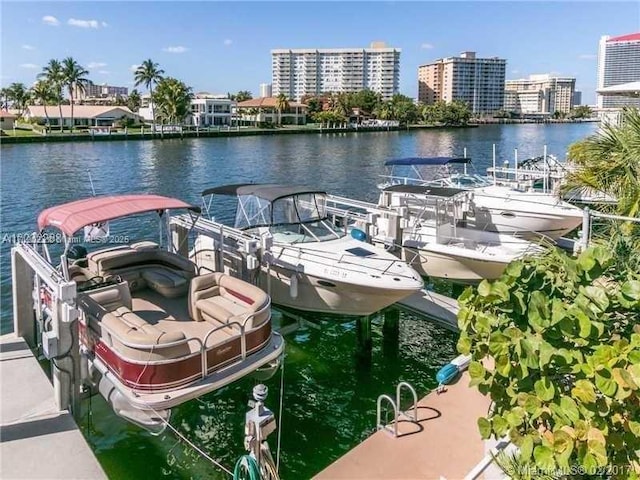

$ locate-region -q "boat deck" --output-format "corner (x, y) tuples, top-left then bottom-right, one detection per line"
(313, 370), (493, 480)
(0, 334), (106, 479)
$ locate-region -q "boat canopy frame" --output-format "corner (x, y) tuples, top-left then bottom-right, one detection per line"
(36, 194), (202, 280)
(201, 184), (332, 231)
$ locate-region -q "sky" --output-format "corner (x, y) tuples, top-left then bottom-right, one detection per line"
(1, 1), (639, 105)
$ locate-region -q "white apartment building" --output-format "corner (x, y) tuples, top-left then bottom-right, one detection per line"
(271, 42), (400, 101)
(504, 74), (576, 115)
(597, 32), (640, 108)
(259, 83), (273, 98)
(418, 51), (506, 115)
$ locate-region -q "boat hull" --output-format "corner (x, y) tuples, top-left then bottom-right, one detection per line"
(258, 265), (419, 316)
(403, 246), (509, 284)
(471, 190), (583, 239)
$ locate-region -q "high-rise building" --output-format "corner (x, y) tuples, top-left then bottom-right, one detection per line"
(259, 83), (272, 98)
(76, 81), (128, 100)
(504, 74), (576, 115)
(271, 42), (400, 101)
(417, 51), (506, 115)
(597, 32), (640, 108)
(573, 91), (582, 106)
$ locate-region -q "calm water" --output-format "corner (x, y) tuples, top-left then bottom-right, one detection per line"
(0, 123), (596, 478)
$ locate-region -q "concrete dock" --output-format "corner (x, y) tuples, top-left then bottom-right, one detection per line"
(397, 288), (460, 330)
(314, 370), (493, 480)
(0, 333), (106, 479)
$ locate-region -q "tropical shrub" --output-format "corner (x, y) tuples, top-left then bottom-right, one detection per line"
(457, 245), (640, 478)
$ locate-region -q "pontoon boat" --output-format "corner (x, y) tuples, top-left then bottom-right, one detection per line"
(24, 194), (284, 430)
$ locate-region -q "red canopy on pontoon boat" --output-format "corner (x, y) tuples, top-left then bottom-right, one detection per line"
(37, 194), (199, 236)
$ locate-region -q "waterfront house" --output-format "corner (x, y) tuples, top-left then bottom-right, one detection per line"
(0, 111), (17, 130)
(24, 105), (140, 128)
(188, 94), (235, 127)
(235, 97), (307, 126)
(138, 94), (235, 127)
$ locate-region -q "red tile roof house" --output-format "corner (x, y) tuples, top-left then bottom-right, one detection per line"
(24, 105), (140, 128)
(235, 97), (307, 126)
(0, 111), (17, 130)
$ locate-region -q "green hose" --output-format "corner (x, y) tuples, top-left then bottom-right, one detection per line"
(233, 455), (261, 480)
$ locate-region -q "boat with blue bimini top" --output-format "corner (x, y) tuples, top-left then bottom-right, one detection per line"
(12, 194), (284, 432)
(379, 157), (584, 240)
(190, 184), (423, 316)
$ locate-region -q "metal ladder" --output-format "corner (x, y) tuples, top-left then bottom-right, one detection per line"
(376, 381), (418, 437)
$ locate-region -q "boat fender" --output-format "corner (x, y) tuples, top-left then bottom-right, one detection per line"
(436, 354), (472, 386)
(351, 228), (367, 242)
(289, 274), (298, 299)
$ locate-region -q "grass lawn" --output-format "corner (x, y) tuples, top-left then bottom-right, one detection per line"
(2, 128), (41, 137)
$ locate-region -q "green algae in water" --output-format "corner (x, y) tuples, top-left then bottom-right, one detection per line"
(80, 308), (457, 479)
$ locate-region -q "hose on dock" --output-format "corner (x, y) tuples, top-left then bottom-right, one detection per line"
(233, 455), (261, 480)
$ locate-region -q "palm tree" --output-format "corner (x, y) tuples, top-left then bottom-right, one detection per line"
(39, 59), (65, 131)
(564, 107), (640, 222)
(134, 59), (164, 125)
(152, 77), (193, 125)
(62, 57), (89, 131)
(0, 87), (10, 111)
(7, 83), (31, 116)
(127, 89), (141, 112)
(275, 93), (289, 126)
(31, 81), (55, 127)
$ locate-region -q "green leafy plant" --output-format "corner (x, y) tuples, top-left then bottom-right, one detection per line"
(458, 245), (640, 478)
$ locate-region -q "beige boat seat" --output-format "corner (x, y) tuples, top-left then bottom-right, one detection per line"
(88, 244), (197, 296)
(141, 268), (190, 298)
(84, 284), (189, 361)
(189, 273), (270, 330)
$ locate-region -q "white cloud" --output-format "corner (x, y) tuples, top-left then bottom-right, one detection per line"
(101, 21), (108, 27)
(163, 46), (188, 53)
(223, 39), (233, 46)
(20, 63), (40, 69)
(87, 61), (107, 69)
(578, 54), (597, 60)
(98, 70), (110, 75)
(68, 18), (105, 29)
(22, 44), (36, 50)
(42, 15), (60, 26)
(420, 43), (434, 50)
(130, 64), (140, 72)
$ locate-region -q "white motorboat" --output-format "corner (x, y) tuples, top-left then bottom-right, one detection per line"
(376, 185), (545, 284)
(192, 184), (423, 316)
(486, 154), (618, 206)
(379, 157), (584, 239)
(15, 194), (284, 430)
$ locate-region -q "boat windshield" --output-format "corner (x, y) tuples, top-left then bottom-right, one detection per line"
(235, 192), (345, 243)
(235, 192), (326, 228)
(446, 174), (493, 188)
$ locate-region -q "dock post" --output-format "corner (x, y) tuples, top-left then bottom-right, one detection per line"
(355, 315), (373, 366)
(11, 249), (36, 344)
(382, 308), (400, 359)
(171, 224), (189, 258)
(382, 308), (399, 342)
